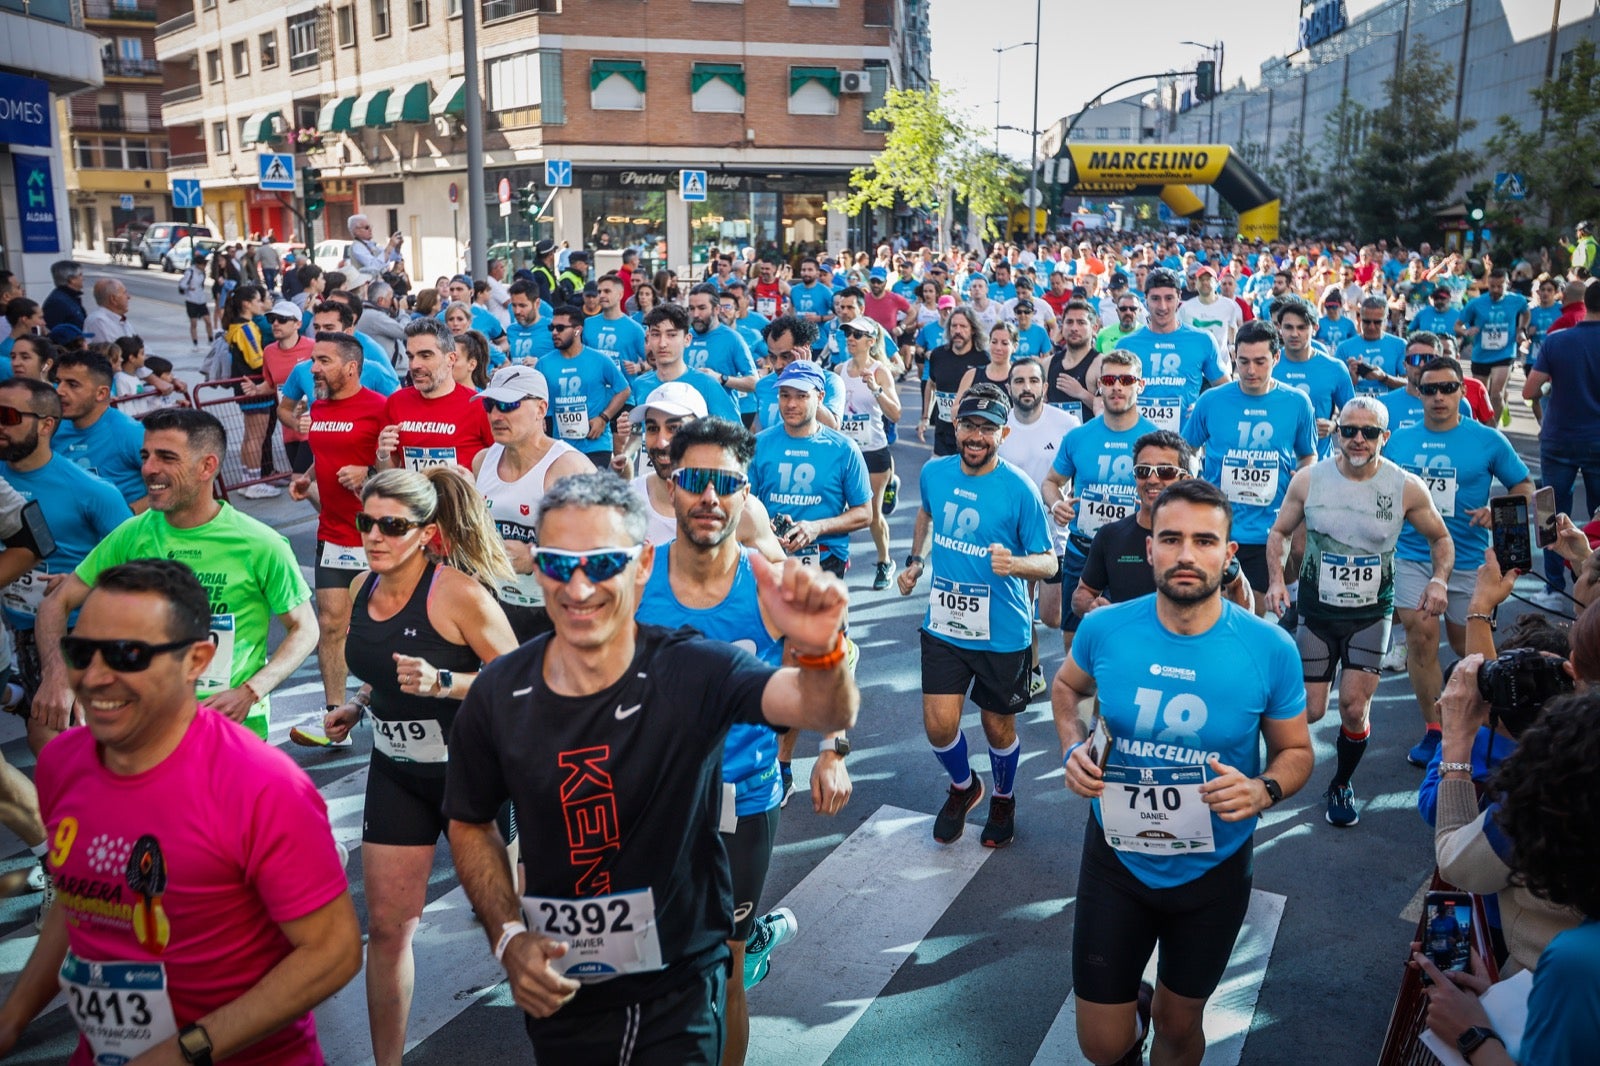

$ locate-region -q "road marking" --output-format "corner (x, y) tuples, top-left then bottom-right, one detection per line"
(1027, 888), (1286, 1065)
(747, 804), (995, 1064)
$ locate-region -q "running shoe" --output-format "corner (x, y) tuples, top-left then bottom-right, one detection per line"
(33, 867), (55, 931)
(241, 480), (283, 500)
(335, 841), (350, 869)
(743, 907), (798, 989)
(980, 795), (1016, 848)
(1380, 640), (1408, 673)
(1111, 981), (1155, 1066)
(882, 474), (901, 516)
(1029, 664), (1048, 698)
(932, 778), (985, 844)
(1324, 783), (1360, 827)
(778, 771), (796, 809)
(1499, 407), (1512, 428)
(1, 682), (23, 716)
(1527, 587), (1571, 612)
(872, 560), (895, 591)
(289, 713), (353, 748)
(1407, 730), (1442, 769)
(26, 858), (48, 892)
(844, 637), (860, 677)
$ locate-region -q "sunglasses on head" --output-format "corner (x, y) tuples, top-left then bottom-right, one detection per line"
(1338, 425), (1385, 440)
(59, 635), (203, 672)
(481, 397), (528, 413)
(1134, 464), (1185, 480)
(1099, 374), (1140, 387)
(0, 406), (42, 427)
(1418, 380), (1462, 397)
(531, 545), (643, 583)
(355, 512), (429, 536)
(672, 467), (749, 496)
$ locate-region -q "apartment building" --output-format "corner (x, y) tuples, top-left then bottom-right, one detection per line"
(155, 0), (932, 281)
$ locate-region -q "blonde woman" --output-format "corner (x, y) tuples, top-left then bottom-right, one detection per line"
(838, 317), (902, 590)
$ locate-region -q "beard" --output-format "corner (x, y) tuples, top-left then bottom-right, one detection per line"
(1344, 452), (1372, 468)
(313, 379), (331, 400)
(1012, 391), (1040, 414)
(0, 430), (39, 464)
(1155, 564), (1222, 605)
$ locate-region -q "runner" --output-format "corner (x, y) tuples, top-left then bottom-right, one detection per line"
(376, 317), (496, 475)
(1075, 431), (1192, 609)
(954, 321), (1016, 412)
(1335, 295), (1408, 396)
(276, 299), (402, 411)
(751, 260), (788, 321)
(1054, 478), (1312, 1066)
(262, 300), (318, 474)
(584, 274), (647, 377)
(442, 472), (857, 1065)
(50, 350), (148, 511)
(1264, 396), (1452, 827)
(1043, 298), (1101, 423)
(1114, 268), (1229, 434)
(752, 317), (842, 431)
(899, 384), (1056, 847)
(1456, 267), (1529, 425)
(628, 304), (741, 426)
(315, 468), (518, 1066)
(919, 306), (987, 457)
(787, 258), (835, 354)
(505, 280), (558, 367)
(1095, 293), (1143, 353)
(1378, 331), (1472, 433)
(836, 317), (902, 590)
(473, 365), (594, 643)
(1177, 266), (1242, 353)
(0, 559), (361, 1066)
(1271, 296), (1354, 460)
(537, 306), (632, 470)
(685, 284), (758, 412)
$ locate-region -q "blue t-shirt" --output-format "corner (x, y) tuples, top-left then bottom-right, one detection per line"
(1016, 323), (1053, 359)
(1118, 324), (1226, 428)
(1314, 315), (1356, 348)
(788, 282), (834, 347)
(1528, 302), (1562, 343)
(1388, 417), (1529, 569)
(628, 366), (740, 423)
(53, 407), (147, 507)
(917, 456), (1052, 653)
(732, 324), (766, 414)
(753, 369), (844, 429)
(1050, 415), (1159, 545)
(536, 348), (630, 454)
(684, 323), (757, 409)
(583, 313), (647, 376)
(1183, 382), (1316, 545)
(281, 353), (399, 402)
(987, 280), (1018, 302)
(1378, 387), (1472, 434)
(1334, 333), (1407, 395)
(749, 425), (871, 563)
(915, 320), (947, 353)
(506, 318), (558, 365)
(1072, 596), (1306, 889)
(2, 456), (133, 629)
(1520, 919), (1600, 1066)
(1409, 306), (1460, 338)
(1458, 292), (1528, 364)
(1533, 322), (1600, 443)
(1272, 352), (1355, 459)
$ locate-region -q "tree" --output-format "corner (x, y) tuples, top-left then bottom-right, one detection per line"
(1346, 42), (1476, 246)
(834, 85), (1024, 242)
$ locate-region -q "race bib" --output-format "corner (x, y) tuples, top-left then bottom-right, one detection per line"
(756, 297), (778, 318)
(1412, 466), (1458, 518)
(1319, 551), (1382, 608)
(522, 888), (664, 982)
(1051, 400), (1083, 422)
(59, 952), (178, 1065)
(1221, 456), (1281, 507)
(402, 446), (458, 471)
(841, 413), (871, 442)
(790, 545), (820, 567)
(320, 542), (368, 571)
(934, 391), (955, 423)
(1480, 323), (1509, 352)
(497, 573), (544, 608)
(1077, 486), (1136, 538)
(372, 716), (449, 763)
(928, 576), (991, 641)
(1100, 764), (1215, 854)
(555, 404), (589, 440)
(2, 565), (49, 619)
(196, 613), (235, 695)
(1138, 396), (1181, 432)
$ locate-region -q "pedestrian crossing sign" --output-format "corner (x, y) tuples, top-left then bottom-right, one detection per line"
(680, 169), (707, 202)
(258, 153), (296, 191)
(1493, 172), (1526, 202)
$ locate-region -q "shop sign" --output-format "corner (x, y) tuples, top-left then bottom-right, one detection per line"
(1298, 0), (1348, 51)
(13, 153), (60, 253)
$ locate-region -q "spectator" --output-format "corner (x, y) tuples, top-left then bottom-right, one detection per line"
(41, 261), (84, 331)
(256, 234), (282, 293)
(82, 278), (132, 345)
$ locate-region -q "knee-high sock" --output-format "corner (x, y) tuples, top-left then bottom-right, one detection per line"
(1332, 725), (1369, 787)
(989, 739), (1020, 798)
(932, 733), (972, 790)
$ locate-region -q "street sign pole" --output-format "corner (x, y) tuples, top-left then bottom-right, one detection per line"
(461, 0), (488, 279)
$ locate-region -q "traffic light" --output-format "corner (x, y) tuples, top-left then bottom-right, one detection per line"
(1195, 60), (1215, 102)
(303, 166), (325, 221)
(517, 182), (538, 222)
(1466, 188), (1486, 224)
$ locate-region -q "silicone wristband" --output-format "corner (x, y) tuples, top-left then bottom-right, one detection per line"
(495, 921), (528, 963)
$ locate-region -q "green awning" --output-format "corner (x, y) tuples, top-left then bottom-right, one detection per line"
(691, 63), (744, 95)
(591, 59), (645, 93)
(386, 81), (432, 124)
(317, 96), (357, 133)
(350, 88), (394, 129)
(789, 67), (840, 97)
(241, 109), (282, 146)
(431, 75), (466, 117)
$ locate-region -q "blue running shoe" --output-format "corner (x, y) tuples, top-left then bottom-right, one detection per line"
(1325, 783), (1359, 827)
(1407, 730), (1441, 769)
(743, 908), (798, 989)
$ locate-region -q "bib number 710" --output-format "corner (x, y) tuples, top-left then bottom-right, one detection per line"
(1124, 785), (1183, 812)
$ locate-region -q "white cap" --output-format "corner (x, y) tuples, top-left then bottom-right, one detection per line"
(269, 300), (301, 319)
(481, 364), (549, 402)
(640, 380), (707, 420)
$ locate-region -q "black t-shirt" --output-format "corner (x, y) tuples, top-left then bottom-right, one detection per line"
(1080, 512), (1156, 603)
(927, 345), (987, 426)
(1044, 346), (1096, 408)
(442, 624), (775, 1012)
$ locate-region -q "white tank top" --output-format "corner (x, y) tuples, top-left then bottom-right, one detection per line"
(840, 362), (889, 452)
(477, 439), (577, 607)
(633, 472), (678, 546)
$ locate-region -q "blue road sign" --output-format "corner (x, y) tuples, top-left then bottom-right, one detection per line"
(679, 169), (707, 202)
(544, 159), (572, 187)
(172, 178), (204, 209)
(1493, 172), (1526, 202)
(119, 194), (134, 210)
(257, 152), (296, 191)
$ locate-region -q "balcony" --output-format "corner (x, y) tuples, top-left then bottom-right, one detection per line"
(169, 150), (207, 167)
(155, 7), (193, 34)
(84, 0), (159, 21)
(163, 82), (201, 105)
(72, 112), (154, 131)
(0, 0), (76, 26)
(102, 56), (163, 78)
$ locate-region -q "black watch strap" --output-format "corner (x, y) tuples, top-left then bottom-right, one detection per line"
(1258, 776), (1283, 806)
(178, 1023), (213, 1066)
(1457, 1025), (1503, 1060)
(904, 554), (923, 569)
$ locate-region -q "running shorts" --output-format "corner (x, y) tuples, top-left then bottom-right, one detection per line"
(1295, 614), (1391, 682)
(919, 629), (1033, 713)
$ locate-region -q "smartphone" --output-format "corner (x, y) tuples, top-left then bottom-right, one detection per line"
(1534, 485), (1558, 549)
(1490, 494), (1532, 573)
(1085, 711), (1114, 770)
(1421, 891), (1473, 982)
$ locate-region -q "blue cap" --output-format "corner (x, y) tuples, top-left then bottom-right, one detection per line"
(869, 266), (888, 280)
(776, 361), (828, 393)
(49, 323), (84, 344)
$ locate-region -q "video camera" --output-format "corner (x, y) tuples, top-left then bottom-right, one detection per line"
(1477, 647), (1573, 738)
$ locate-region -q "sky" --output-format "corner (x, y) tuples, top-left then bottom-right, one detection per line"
(927, 0), (1386, 161)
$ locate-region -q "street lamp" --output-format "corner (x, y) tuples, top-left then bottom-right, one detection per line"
(992, 39), (1035, 156)
(1181, 40), (1223, 219)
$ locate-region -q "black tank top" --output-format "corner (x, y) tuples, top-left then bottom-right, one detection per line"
(1044, 346), (1096, 406)
(346, 563), (483, 772)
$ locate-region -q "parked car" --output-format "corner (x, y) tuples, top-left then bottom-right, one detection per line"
(313, 240), (351, 273)
(164, 236), (223, 274)
(138, 222), (215, 271)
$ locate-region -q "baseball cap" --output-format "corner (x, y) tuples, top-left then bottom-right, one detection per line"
(48, 323), (84, 344)
(640, 381), (708, 420)
(268, 300), (301, 320)
(1323, 292), (1343, 306)
(582, 281), (600, 297)
(937, 294), (956, 309)
(1013, 299), (1035, 313)
(955, 391), (1010, 426)
(1431, 287), (1452, 298)
(481, 364), (549, 403)
(869, 266), (888, 280)
(568, 250), (590, 263)
(1108, 272), (1129, 288)
(1195, 265), (1216, 278)
(775, 361), (828, 393)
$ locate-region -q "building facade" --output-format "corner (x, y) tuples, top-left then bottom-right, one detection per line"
(155, 0), (932, 282)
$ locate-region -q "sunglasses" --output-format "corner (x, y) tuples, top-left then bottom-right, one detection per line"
(267, 314), (298, 325)
(1360, 318), (1386, 325)
(1099, 374), (1140, 387)
(1404, 353), (1432, 367)
(59, 635), (203, 672)
(1418, 381), (1462, 397)
(1134, 464), (1185, 480)
(672, 467), (749, 496)
(355, 512), (429, 536)
(531, 545), (643, 583)
(1338, 425), (1385, 440)
(481, 397), (529, 413)
(0, 406), (42, 427)
(548, 324), (576, 333)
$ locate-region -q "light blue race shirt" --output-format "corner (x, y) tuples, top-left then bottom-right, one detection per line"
(1182, 382), (1316, 545)
(1388, 417), (1529, 569)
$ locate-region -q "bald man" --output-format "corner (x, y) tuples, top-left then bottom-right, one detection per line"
(82, 278), (131, 344)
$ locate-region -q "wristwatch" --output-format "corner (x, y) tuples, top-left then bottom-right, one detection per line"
(435, 669), (454, 697)
(820, 736), (851, 757)
(1456, 1025), (1503, 1061)
(904, 554), (924, 570)
(1257, 776), (1283, 808)
(178, 1023), (213, 1065)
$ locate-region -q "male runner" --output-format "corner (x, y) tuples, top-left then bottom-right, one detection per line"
(505, 280), (558, 366)
(51, 350), (147, 511)
(1335, 295), (1408, 396)
(377, 317), (496, 474)
(920, 306), (987, 457)
(629, 304), (741, 424)
(899, 385), (1056, 848)
(685, 284), (758, 412)
(1177, 266), (1241, 353)
(585, 274), (648, 376)
(1095, 293), (1142, 353)
(999, 357), (1080, 633)
(753, 317), (842, 431)
(1314, 292), (1357, 347)
(1456, 267), (1529, 425)
(1265, 396), (1452, 827)
(1074, 431), (1193, 611)
(1113, 268), (1229, 434)
(1379, 331), (1471, 433)
(537, 306), (632, 470)
(1271, 296), (1354, 460)
(1044, 298), (1101, 423)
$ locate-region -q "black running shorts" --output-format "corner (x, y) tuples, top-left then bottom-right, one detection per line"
(725, 806), (780, 941)
(363, 754), (448, 847)
(1295, 614), (1390, 682)
(524, 961), (726, 1065)
(919, 629), (1033, 713)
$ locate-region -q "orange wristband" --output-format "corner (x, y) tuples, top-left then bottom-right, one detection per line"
(790, 631), (847, 670)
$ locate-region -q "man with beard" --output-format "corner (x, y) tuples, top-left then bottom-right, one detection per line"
(1095, 292), (1143, 354)
(376, 317), (496, 474)
(1115, 268), (1229, 434)
(1271, 296), (1354, 460)
(899, 385), (1056, 849)
(1054, 478), (1312, 1066)
(536, 306), (631, 470)
(998, 357), (1079, 644)
(288, 332), (387, 714)
(1265, 396), (1450, 828)
(584, 274), (647, 379)
(1044, 298), (1101, 423)
(1335, 295), (1409, 397)
(636, 417), (850, 1066)
(787, 258), (835, 354)
(919, 306), (988, 457)
(753, 317), (842, 431)
(505, 280), (557, 366)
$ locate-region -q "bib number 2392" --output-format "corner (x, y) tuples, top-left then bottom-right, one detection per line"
(522, 888), (663, 982)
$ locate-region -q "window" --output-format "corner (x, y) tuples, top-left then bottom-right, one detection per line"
(75, 140), (97, 168)
(127, 141), (151, 169)
(201, 0), (215, 9)
(787, 66), (839, 116)
(205, 48), (223, 83)
(590, 59), (645, 111)
(1094, 126), (1107, 138)
(408, 0), (427, 26)
(336, 5), (355, 47)
(288, 12), (318, 71)
(117, 37), (142, 60)
(690, 63), (744, 114)
(213, 121), (229, 153)
(447, 0), (460, 16)
(231, 41), (249, 76)
(260, 31), (278, 68)
(237, 116), (250, 144)
(488, 51), (541, 111)
(862, 60), (887, 130)
(371, 0), (390, 37)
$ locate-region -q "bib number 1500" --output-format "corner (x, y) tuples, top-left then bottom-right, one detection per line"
(535, 899), (636, 938)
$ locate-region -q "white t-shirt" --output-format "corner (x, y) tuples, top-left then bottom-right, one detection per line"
(1177, 296), (1242, 355)
(999, 405), (1081, 552)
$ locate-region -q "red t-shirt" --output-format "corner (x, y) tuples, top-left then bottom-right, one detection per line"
(1548, 302), (1586, 335)
(863, 291), (911, 334)
(1041, 290), (1072, 318)
(617, 265), (635, 306)
(1460, 376), (1496, 425)
(383, 384), (494, 473)
(308, 387), (387, 546)
(262, 336), (315, 442)
(1354, 262), (1377, 285)
(752, 280), (786, 319)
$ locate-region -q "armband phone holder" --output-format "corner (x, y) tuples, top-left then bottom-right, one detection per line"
(3, 501), (55, 559)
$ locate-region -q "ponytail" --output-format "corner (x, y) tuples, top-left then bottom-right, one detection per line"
(422, 466), (515, 590)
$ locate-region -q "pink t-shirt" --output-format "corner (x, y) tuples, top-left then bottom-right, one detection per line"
(37, 708), (348, 1066)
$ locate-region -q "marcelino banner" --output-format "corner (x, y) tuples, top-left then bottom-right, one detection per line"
(1052, 143), (1281, 241)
